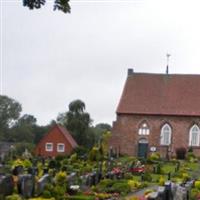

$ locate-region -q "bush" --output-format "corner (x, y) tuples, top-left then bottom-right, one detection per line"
(159, 176), (165, 186)
(156, 163), (163, 174)
(142, 172), (152, 182)
(110, 182), (131, 195)
(195, 181), (200, 190)
(148, 153), (161, 163)
(5, 195), (22, 200)
(186, 152), (197, 162)
(73, 146), (88, 158)
(42, 190), (52, 198)
(176, 147), (186, 159)
(191, 188), (200, 200)
(55, 171), (67, 185)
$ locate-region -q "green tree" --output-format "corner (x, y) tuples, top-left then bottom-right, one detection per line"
(22, 0), (71, 13)
(91, 123), (111, 143)
(57, 99), (94, 148)
(0, 95), (22, 140)
(11, 114), (37, 142)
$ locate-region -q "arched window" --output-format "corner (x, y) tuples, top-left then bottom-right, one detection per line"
(160, 124), (172, 145)
(189, 125), (200, 146)
(138, 122), (150, 135)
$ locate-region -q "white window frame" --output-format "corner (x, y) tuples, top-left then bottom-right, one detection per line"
(57, 143), (65, 152)
(189, 125), (200, 147)
(138, 122), (150, 135)
(160, 124), (172, 146)
(45, 143), (53, 152)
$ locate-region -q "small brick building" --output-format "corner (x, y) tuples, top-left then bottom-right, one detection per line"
(110, 69), (200, 158)
(35, 124), (78, 157)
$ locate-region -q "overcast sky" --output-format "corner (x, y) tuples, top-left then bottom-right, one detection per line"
(1, 0), (200, 126)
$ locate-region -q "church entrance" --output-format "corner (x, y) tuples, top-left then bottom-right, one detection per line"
(137, 138), (148, 158)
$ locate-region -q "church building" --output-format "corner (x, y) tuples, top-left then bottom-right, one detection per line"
(110, 69), (200, 158)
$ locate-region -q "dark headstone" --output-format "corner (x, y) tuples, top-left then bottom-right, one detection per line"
(28, 167), (38, 176)
(43, 168), (48, 174)
(158, 186), (166, 200)
(18, 174), (34, 198)
(165, 181), (172, 200)
(12, 165), (23, 176)
(0, 175), (14, 196)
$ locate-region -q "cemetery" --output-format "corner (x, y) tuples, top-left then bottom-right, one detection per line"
(0, 143), (200, 200)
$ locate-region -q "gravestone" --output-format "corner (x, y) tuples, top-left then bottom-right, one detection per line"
(165, 181), (172, 200)
(85, 174), (92, 187)
(91, 172), (97, 185)
(12, 165), (24, 176)
(18, 174), (34, 198)
(157, 186), (166, 200)
(174, 184), (187, 200)
(43, 168), (48, 174)
(0, 175), (14, 196)
(67, 172), (77, 187)
(37, 174), (51, 195)
(28, 167), (38, 176)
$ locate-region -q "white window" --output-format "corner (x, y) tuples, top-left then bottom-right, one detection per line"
(45, 143), (53, 152)
(138, 122), (150, 135)
(189, 125), (200, 146)
(160, 124), (172, 145)
(57, 143), (65, 152)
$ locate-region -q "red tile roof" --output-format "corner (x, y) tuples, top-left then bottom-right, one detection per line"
(57, 125), (78, 148)
(117, 72), (200, 116)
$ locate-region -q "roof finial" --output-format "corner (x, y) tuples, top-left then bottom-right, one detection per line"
(166, 53), (171, 74)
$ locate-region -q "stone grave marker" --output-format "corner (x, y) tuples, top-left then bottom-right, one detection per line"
(0, 175), (14, 196)
(12, 165), (23, 176)
(18, 174), (34, 198)
(174, 184), (187, 200)
(37, 174), (51, 195)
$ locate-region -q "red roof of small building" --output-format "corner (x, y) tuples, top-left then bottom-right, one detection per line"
(56, 125), (78, 148)
(117, 72), (200, 116)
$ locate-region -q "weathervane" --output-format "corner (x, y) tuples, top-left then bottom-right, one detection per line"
(166, 53), (171, 74)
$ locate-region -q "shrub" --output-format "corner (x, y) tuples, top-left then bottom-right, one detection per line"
(176, 147), (186, 159)
(128, 180), (141, 190)
(52, 185), (66, 200)
(148, 153), (161, 162)
(73, 146), (88, 158)
(186, 152), (197, 163)
(159, 176), (165, 186)
(195, 181), (200, 190)
(42, 190), (52, 198)
(97, 179), (114, 192)
(55, 171), (67, 185)
(110, 182), (131, 195)
(156, 163), (163, 174)
(191, 188), (200, 200)
(142, 172), (152, 182)
(124, 172), (134, 180)
(5, 195), (22, 200)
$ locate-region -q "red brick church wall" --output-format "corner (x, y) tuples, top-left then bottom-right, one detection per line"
(110, 114), (200, 157)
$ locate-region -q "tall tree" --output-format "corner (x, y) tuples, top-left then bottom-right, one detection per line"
(22, 0), (71, 13)
(11, 114), (37, 142)
(57, 99), (94, 147)
(0, 95), (22, 140)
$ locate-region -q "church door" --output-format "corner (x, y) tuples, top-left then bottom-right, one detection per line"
(138, 138), (148, 158)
